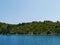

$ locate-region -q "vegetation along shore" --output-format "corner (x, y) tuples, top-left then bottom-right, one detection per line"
(0, 21), (60, 35)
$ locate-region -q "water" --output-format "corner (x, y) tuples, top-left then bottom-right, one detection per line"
(0, 35), (60, 45)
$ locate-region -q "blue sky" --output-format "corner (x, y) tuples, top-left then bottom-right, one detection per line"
(0, 0), (60, 24)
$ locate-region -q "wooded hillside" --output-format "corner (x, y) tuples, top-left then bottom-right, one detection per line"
(0, 21), (60, 35)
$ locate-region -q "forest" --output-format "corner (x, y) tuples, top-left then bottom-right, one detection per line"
(0, 21), (60, 35)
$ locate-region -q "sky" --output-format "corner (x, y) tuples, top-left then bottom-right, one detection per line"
(0, 0), (60, 24)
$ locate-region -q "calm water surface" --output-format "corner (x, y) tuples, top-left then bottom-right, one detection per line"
(0, 35), (60, 45)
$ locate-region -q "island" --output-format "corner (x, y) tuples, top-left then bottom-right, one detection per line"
(0, 21), (60, 35)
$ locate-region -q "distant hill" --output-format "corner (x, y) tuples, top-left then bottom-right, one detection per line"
(0, 21), (60, 35)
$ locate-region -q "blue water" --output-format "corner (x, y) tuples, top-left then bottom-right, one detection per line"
(0, 35), (60, 45)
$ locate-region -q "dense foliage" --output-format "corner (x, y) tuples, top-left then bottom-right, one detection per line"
(0, 21), (60, 35)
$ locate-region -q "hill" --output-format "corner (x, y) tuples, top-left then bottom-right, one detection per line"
(0, 21), (60, 35)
